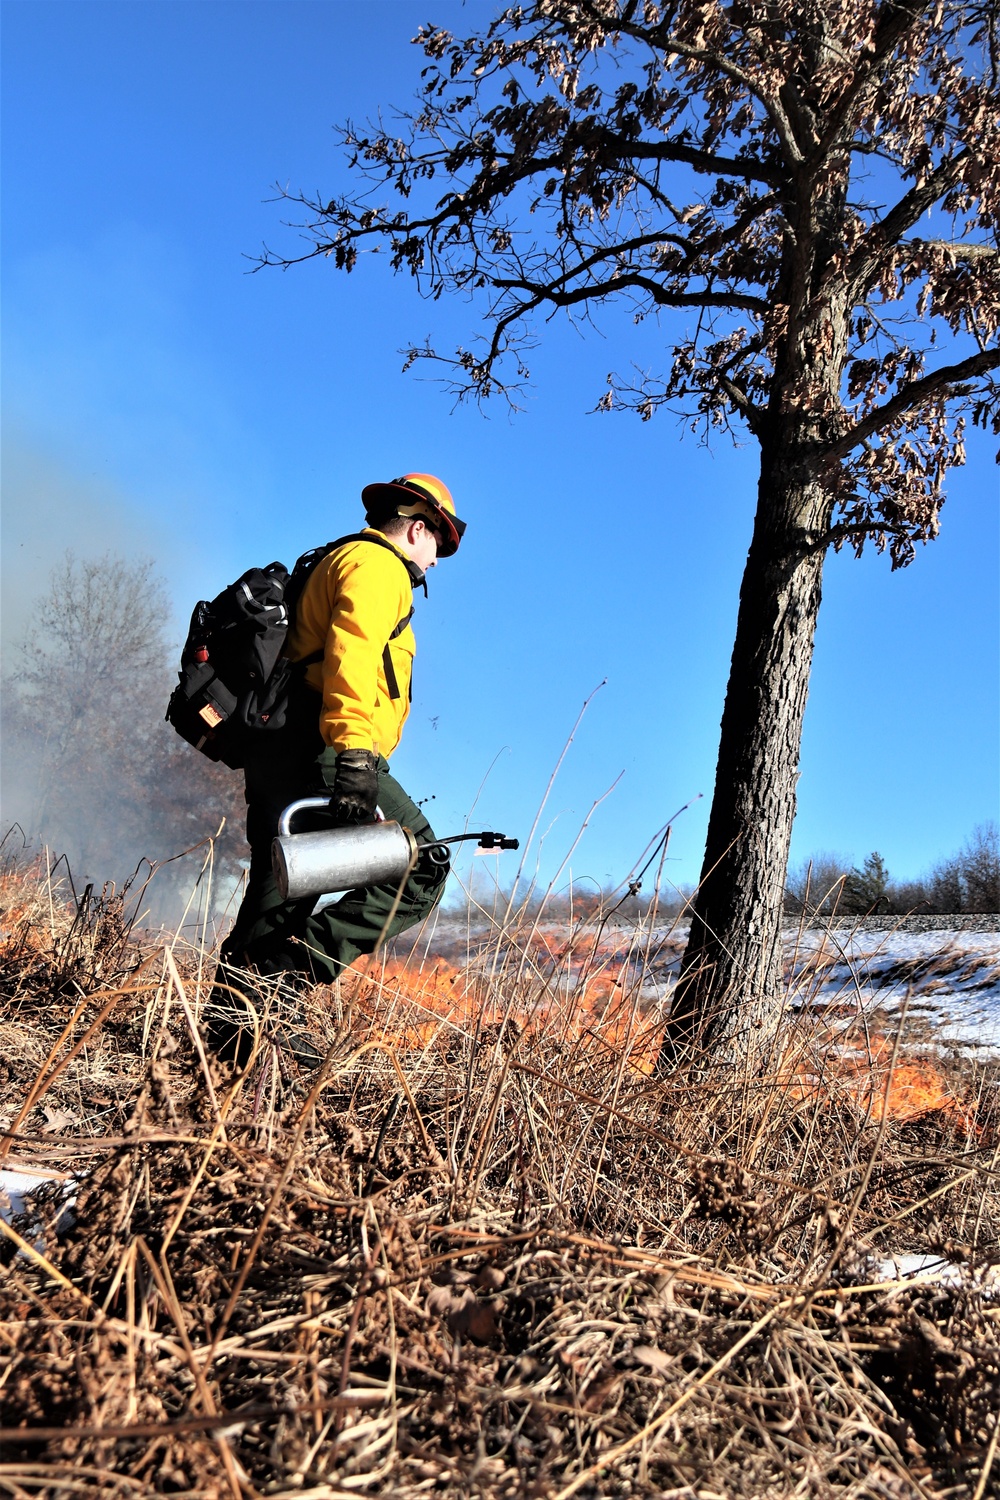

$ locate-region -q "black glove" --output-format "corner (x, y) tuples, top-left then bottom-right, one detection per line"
(321, 748), (380, 824)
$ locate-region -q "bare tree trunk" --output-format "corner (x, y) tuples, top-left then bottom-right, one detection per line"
(665, 455), (834, 1064)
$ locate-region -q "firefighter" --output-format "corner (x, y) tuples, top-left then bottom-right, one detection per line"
(207, 473), (466, 1066)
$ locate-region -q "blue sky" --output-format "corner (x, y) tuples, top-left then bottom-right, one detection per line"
(3, 0), (997, 898)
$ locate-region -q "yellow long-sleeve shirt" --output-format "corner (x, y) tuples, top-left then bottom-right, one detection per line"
(285, 531), (416, 756)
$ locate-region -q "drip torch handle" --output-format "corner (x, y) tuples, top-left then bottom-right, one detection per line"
(277, 798), (387, 838)
(276, 797), (334, 838)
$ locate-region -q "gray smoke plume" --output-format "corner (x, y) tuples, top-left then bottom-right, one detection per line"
(1, 439), (245, 931)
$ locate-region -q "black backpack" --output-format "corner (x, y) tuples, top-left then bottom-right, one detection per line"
(165, 533), (419, 769)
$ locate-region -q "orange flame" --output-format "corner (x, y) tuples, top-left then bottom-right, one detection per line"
(790, 1031), (974, 1126)
(343, 957), (485, 1050)
(0, 869), (54, 958)
(340, 943), (662, 1073)
(860, 1058), (970, 1124)
(345, 938), (976, 1119)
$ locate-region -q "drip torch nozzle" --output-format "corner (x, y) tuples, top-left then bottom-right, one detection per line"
(416, 829), (520, 862)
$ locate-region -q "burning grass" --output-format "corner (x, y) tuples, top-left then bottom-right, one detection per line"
(1, 861), (999, 1499)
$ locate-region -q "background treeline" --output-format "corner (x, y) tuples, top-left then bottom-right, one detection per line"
(783, 829), (999, 918)
(472, 822), (998, 927)
(1, 553), (246, 924)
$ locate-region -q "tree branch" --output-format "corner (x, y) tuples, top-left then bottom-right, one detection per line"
(589, 0), (804, 167)
(716, 373), (767, 437)
(662, 39), (802, 166)
(847, 150), (970, 293)
(824, 348), (1000, 461)
(819, 0), (929, 155)
(496, 271), (770, 315)
(483, 102), (783, 186)
(487, 191), (778, 302)
(904, 237), (1000, 261)
(498, 229), (691, 293)
(802, 520), (912, 556)
(595, 133), (783, 187)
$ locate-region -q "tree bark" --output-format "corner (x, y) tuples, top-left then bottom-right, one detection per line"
(664, 451), (834, 1065)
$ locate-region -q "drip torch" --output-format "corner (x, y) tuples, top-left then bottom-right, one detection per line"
(271, 797), (518, 902)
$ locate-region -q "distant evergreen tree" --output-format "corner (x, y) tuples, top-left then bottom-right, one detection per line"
(844, 853), (891, 915)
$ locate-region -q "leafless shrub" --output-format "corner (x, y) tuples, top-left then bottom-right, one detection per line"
(928, 824), (1000, 916)
(784, 852), (852, 916)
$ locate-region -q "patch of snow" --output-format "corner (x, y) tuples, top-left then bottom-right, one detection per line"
(0, 1168), (59, 1221)
(1, 1166), (76, 1246)
(871, 1253), (1000, 1298)
(405, 917), (1000, 1053)
(786, 928), (1000, 1054)
(873, 1253), (964, 1287)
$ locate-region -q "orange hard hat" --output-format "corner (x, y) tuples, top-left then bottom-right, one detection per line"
(361, 472), (466, 557)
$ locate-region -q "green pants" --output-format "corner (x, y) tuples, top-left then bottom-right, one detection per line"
(219, 726), (448, 987)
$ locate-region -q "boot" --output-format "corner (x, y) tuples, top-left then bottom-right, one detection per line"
(205, 963), (325, 1070)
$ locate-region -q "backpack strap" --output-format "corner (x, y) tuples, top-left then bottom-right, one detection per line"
(381, 605), (415, 700)
(290, 532), (420, 701)
(322, 531), (426, 591)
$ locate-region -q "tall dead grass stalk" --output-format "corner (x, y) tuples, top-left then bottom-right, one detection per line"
(0, 857), (997, 1498)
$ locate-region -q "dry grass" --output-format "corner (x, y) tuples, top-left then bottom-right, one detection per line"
(1, 859), (998, 1500)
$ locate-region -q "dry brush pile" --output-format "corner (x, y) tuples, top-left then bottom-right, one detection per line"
(1, 861), (998, 1500)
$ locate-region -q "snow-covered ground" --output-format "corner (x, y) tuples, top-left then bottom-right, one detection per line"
(631, 927), (1000, 1053)
(784, 927), (1000, 1054)
(0, 1164), (75, 1240)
